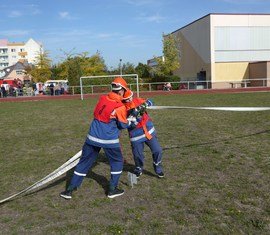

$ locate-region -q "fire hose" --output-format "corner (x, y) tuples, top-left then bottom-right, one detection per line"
(148, 106), (270, 111)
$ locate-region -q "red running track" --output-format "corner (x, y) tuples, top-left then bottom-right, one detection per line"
(0, 87), (270, 103)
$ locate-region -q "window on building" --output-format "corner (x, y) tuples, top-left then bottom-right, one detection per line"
(11, 48), (16, 52)
(1, 63), (9, 67)
(16, 70), (24, 75)
(0, 56), (8, 62)
(0, 49), (4, 54)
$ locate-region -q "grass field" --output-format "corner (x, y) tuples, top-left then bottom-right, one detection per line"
(0, 92), (270, 234)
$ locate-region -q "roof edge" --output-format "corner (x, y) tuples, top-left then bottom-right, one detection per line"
(170, 13), (270, 34)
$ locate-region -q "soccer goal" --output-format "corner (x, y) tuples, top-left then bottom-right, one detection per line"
(79, 74), (139, 100)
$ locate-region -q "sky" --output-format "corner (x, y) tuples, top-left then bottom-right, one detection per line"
(1, 0), (270, 69)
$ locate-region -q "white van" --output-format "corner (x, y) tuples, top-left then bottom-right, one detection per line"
(44, 80), (69, 94)
(44, 80), (68, 87)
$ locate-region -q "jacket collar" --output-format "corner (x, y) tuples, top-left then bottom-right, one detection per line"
(107, 91), (122, 102)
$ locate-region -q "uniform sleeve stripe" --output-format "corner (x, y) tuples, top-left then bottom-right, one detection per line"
(130, 127), (155, 142)
(87, 134), (119, 144)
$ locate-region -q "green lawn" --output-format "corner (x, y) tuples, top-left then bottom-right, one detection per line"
(0, 92), (270, 234)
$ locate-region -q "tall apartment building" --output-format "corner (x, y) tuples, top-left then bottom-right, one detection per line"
(0, 38), (43, 77)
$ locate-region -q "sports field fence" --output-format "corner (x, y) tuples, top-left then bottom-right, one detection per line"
(68, 78), (270, 95)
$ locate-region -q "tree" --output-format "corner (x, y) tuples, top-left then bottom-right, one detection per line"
(80, 51), (107, 76)
(155, 33), (180, 76)
(55, 51), (107, 86)
(51, 63), (67, 80)
(135, 63), (151, 78)
(121, 62), (136, 75)
(28, 50), (52, 83)
(65, 57), (82, 86)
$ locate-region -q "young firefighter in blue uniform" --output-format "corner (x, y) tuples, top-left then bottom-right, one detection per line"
(123, 89), (164, 178)
(60, 77), (133, 199)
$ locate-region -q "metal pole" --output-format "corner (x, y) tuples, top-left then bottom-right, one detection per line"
(120, 59), (122, 75)
(80, 77), (83, 100)
(136, 74), (139, 97)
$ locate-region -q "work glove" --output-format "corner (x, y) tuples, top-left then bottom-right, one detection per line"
(136, 99), (153, 116)
(127, 115), (138, 126)
(128, 108), (139, 118)
(137, 104), (146, 116)
(138, 99), (154, 113)
(145, 99), (154, 107)
(128, 99), (154, 119)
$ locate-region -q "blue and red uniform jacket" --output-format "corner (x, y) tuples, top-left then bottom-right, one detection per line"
(125, 97), (156, 144)
(86, 92), (129, 148)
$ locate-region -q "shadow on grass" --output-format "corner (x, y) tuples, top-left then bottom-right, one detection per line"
(162, 129), (270, 151)
(25, 152), (156, 198)
(1, 146), (168, 204)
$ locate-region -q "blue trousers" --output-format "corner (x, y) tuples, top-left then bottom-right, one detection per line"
(69, 142), (123, 190)
(131, 136), (163, 174)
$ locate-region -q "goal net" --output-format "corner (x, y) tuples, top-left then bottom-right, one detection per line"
(79, 74), (139, 100)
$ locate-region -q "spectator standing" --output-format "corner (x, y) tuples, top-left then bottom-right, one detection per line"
(59, 83), (64, 95)
(0, 85), (6, 97)
(42, 84), (47, 95)
(32, 82), (37, 94)
(49, 83), (54, 96)
(163, 82), (172, 91)
(54, 84), (60, 95)
(8, 86), (14, 96)
(63, 83), (69, 94)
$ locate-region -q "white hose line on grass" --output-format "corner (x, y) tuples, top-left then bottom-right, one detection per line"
(148, 106), (270, 111)
(0, 150), (82, 204)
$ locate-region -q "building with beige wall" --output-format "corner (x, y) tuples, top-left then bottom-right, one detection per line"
(0, 38), (43, 78)
(171, 13), (270, 89)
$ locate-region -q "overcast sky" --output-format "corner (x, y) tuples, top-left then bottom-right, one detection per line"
(1, 0), (270, 69)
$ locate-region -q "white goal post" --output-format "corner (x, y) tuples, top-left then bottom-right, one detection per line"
(79, 74), (139, 100)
